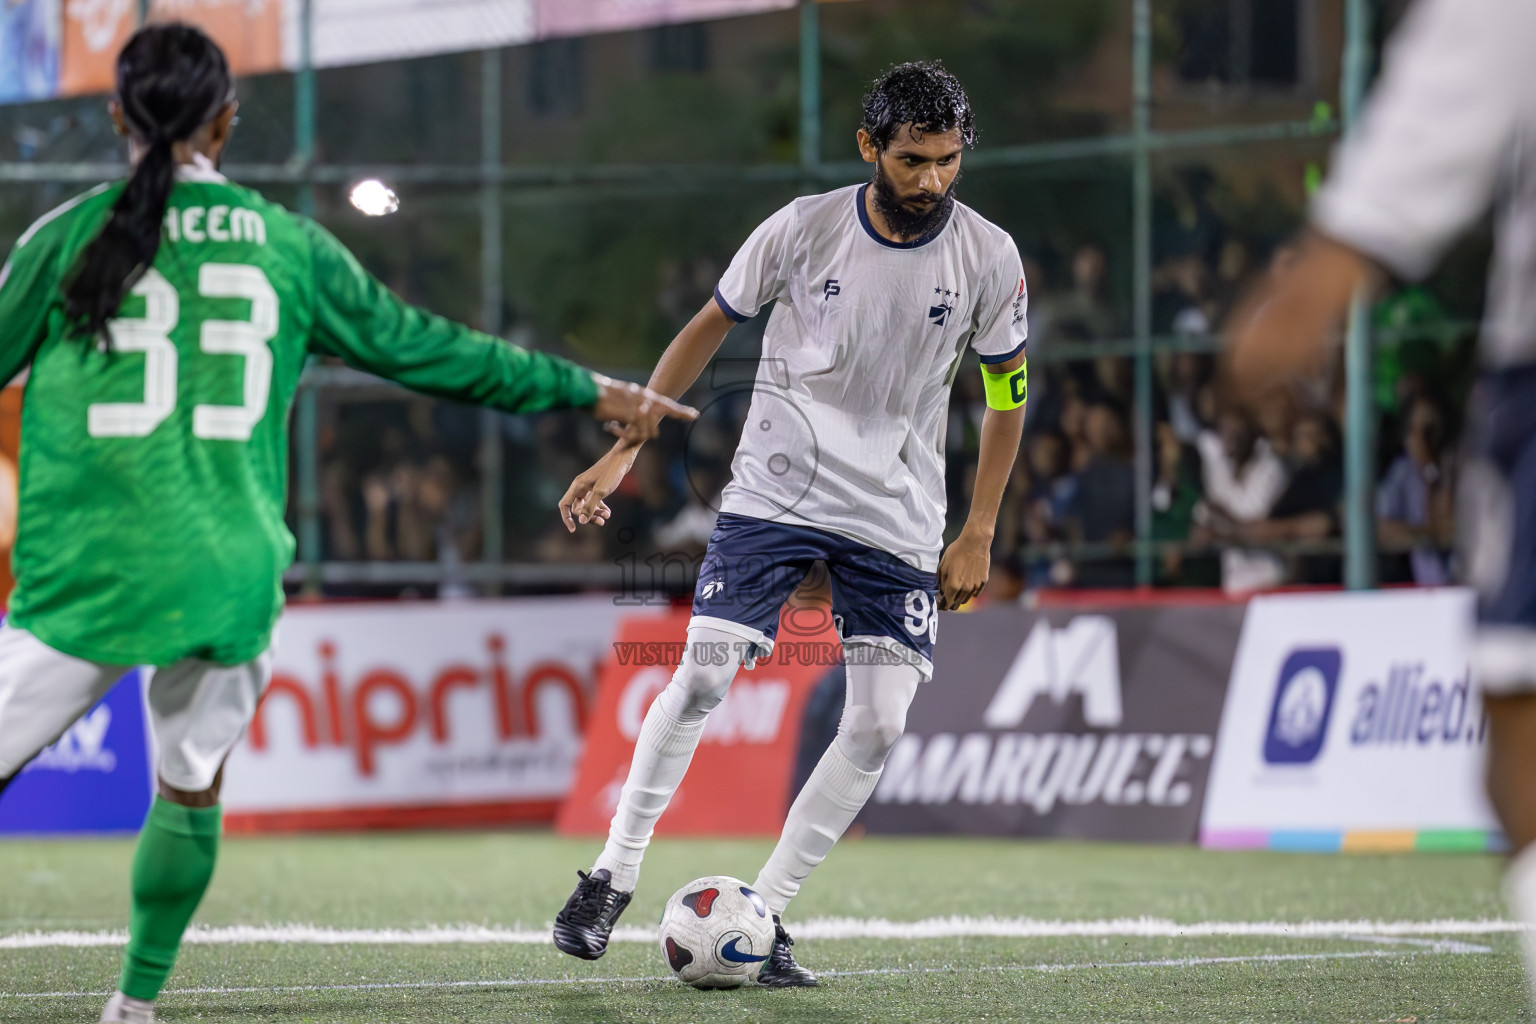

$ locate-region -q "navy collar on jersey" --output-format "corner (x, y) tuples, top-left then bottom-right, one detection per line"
(855, 183), (952, 250)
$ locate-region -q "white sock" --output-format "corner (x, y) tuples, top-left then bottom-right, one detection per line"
(594, 701), (707, 892)
(753, 740), (881, 916)
(1508, 842), (1536, 1006)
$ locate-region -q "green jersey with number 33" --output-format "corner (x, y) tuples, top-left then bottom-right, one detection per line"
(0, 168), (598, 666)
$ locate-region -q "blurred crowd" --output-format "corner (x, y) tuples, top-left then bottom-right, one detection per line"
(975, 233), (1467, 599)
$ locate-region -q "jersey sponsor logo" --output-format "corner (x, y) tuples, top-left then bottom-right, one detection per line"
(1262, 648), (1341, 765)
(823, 279), (840, 300)
(717, 932), (768, 964)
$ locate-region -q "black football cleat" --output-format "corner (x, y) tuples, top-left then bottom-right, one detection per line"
(756, 915), (819, 987)
(553, 869), (633, 960)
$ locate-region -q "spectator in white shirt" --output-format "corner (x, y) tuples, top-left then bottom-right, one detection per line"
(1195, 406), (1288, 592)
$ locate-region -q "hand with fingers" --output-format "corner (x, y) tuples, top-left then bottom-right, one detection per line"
(590, 375), (698, 446)
(559, 444), (636, 533)
(937, 528), (992, 611)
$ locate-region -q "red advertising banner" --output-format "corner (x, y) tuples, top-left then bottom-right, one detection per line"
(557, 607), (839, 836)
(222, 596), (647, 832)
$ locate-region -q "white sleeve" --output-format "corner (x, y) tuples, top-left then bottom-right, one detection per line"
(1197, 434), (1288, 522)
(969, 236), (1028, 363)
(714, 202), (797, 323)
(1312, 0), (1536, 280)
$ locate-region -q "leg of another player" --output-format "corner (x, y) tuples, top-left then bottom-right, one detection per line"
(752, 653), (922, 986)
(1486, 693), (1536, 1005)
(554, 623), (750, 960)
(106, 654), (268, 1024)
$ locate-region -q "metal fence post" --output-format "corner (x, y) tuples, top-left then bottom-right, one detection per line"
(1342, 0), (1376, 590)
(294, 0), (322, 596)
(1131, 0), (1154, 586)
(480, 48), (506, 593)
(800, 0), (821, 176)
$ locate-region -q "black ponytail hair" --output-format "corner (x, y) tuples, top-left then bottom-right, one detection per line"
(64, 22), (233, 346)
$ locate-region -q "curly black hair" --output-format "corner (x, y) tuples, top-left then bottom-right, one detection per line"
(860, 60), (978, 151)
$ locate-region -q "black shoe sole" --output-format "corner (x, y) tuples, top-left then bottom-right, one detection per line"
(552, 926), (608, 961)
(756, 972), (819, 988)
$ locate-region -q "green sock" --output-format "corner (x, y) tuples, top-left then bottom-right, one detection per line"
(118, 797), (222, 1001)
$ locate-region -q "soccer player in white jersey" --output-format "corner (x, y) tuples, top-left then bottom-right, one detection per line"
(550, 61), (1028, 985)
(1227, 0), (1536, 1004)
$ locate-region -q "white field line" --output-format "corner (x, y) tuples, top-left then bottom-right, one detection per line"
(0, 945), (1493, 1001)
(0, 916), (1525, 950)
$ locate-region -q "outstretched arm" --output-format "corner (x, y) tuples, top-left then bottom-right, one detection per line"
(1229, 0), (1536, 397)
(302, 218), (693, 440)
(939, 351), (1027, 610)
(0, 211), (70, 388)
(558, 298), (736, 530)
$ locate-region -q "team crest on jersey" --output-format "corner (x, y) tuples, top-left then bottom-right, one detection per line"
(929, 285), (959, 327)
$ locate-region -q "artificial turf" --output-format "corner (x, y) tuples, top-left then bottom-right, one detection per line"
(0, 832), (1526, 1022)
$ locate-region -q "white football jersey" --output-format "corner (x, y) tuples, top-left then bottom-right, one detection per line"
(712, 183), (1027, 571)
(1312, 0), (1536, 367)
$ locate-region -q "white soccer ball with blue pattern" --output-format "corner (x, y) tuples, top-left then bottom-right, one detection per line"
(658, 875), (775, 988)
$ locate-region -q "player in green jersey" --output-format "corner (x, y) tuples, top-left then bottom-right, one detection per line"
(0, 23), (694, 1024)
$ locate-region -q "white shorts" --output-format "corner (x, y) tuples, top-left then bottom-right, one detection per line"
(1474, 625), (1536, 697)
(0, 622), (271, 791)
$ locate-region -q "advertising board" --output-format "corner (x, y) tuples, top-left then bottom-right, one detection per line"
(1200, 589), (1501, 852)
(859, 604), (1240, 842)
(222, 595), (640, 830)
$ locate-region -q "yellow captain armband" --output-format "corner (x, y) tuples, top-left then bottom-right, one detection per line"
(982, 359), (1028, 411)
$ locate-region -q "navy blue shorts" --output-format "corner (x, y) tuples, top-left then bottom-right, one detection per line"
(691, 513), (940, 672)
(1461, 367), (1536, 693)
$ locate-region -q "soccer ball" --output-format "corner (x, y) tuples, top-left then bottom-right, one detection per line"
(658, 875), (775, 989)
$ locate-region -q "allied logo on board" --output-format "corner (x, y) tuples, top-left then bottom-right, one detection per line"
(874, 616), (1214, 815)
(1262, 648), (1341, 765)
(1257, 646), (1485, 769)
(1347, 664), (1484, 749)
